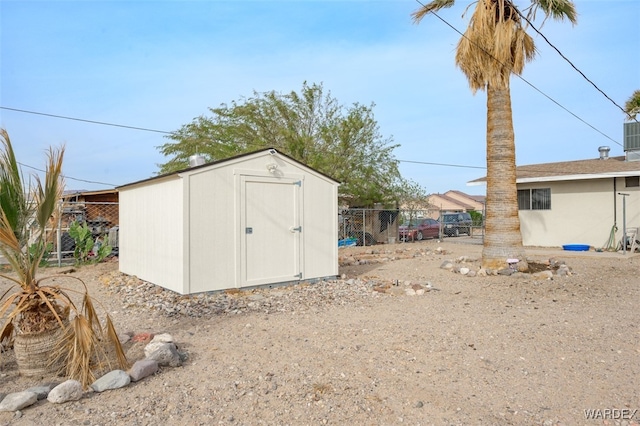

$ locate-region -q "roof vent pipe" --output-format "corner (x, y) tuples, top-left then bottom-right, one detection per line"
(598, 146), (610, 160)
(189, 154), (206, 167)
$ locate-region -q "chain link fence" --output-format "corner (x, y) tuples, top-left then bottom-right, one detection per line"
(33, 202), (482, 266)
(339, 208), (484, 246)
(43, 201), (120, 265)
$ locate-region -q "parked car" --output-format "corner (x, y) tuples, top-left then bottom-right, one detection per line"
(440, 212), (472, 237)
(399, 218), (441, 242)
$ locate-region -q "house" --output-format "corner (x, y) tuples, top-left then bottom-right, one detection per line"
(59, 189), (120, 254)
(427, 190), (485, 215)
(117, 149), (340, 295)
(62, 189), (119, 231)
(469, 145), (640, 248)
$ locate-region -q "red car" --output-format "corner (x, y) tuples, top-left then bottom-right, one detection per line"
(399, 218), (441, 242)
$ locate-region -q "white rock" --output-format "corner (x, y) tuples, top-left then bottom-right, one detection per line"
(0, 391), (37, 412)
(150, 333), (174, 344)
(48, 380), (83, 404)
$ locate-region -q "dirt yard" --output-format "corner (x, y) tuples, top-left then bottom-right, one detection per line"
(1, 238), (639, 426)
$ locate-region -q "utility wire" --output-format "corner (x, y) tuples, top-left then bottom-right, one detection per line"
(18, 161), (118, 187)
(1, 2), (631, 183)
(399, 159), (485, 169)
(514, 7), (633, 119)
(418, 3), (623, 146)
(0, 106), (173, 135)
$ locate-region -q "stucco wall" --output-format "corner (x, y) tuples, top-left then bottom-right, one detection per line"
(518, 177), (640, 247)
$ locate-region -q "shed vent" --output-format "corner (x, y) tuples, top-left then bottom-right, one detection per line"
(188, 154), (206, 167)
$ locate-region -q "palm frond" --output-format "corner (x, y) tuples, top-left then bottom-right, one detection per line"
(0, 128), (127, 386)
(624, 89), (640, 120)
(0, 129), (29, 246)
(454, 0), (537, 91)
(34, 288), (67, 327)
(105, 315), (129, 369)
(0, 320), (14, 348)
(529, 0), (578, 25)
(411, 0), (456, 23)
(56, 315), (99, 387)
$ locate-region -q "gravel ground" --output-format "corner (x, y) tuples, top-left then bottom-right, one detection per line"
(1, 238), (639, 426)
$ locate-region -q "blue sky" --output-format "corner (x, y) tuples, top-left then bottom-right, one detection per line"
(1, 0), (638, 195)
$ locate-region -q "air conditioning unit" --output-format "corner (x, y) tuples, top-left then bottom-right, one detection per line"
(624, 122), (640, 161)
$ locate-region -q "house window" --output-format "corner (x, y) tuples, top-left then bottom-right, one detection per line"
(518, 188), (551, 210)
(625, 176), (639, 187)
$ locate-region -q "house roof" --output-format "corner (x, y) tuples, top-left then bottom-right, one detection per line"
(62, 189), (118, 198)
(428, 193), (476, 211)
(446, 190), (486, 204)
(468, 155), (640, 185)
(117, 148), (340, 190)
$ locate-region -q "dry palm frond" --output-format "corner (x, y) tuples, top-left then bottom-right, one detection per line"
(105, 315), (129, 369)
(455, 0), (536, 92)
(41, 276), (129, 387)
(0, 321), (14, 348)
(0, 128), (127, 387)
(55, 315), (99, 386)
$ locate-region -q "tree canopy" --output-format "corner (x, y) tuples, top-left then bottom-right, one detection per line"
(625, 89), (640, 120)
(158, 82), (404, 207)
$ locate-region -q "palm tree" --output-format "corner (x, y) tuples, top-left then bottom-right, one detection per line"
(624, 90), (640, 120)
(0, 128), (127, 385)
(412, 0), (577, 271)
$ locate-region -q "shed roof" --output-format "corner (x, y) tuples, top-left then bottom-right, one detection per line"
(469, 155), (640, 185)
(117, 148), (340, 190)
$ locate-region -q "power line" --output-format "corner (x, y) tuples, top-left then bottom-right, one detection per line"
(514, 7), (633, 119)
(2, 2), (632, 185)
(417, 2), (624, 146)
(18, 162), (118, 187)
(399, 159), (485, 169)
(0, 106), (173, 135)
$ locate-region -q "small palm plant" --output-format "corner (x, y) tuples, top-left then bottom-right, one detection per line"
(0, 128), (128, 386)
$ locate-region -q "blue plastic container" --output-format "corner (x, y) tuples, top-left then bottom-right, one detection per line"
(562, 244), (590, 251)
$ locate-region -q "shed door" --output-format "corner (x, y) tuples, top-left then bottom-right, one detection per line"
(240, 175), (301, 286)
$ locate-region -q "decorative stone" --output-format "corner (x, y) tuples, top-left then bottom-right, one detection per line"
(145, 342), (183, 367)
(0, 391), (38, 412)
(25, 383), (58, 400)
(91, 370), (131, 392)
(47, 380), (83, 404)
(129, 359), (159, 382)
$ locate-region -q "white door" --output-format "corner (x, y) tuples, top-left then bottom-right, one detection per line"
(240, 175), (301, 286)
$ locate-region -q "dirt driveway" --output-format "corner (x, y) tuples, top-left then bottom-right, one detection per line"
(1, 238), (639, 426)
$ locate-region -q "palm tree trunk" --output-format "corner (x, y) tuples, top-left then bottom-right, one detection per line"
(482, 84), (528, 271)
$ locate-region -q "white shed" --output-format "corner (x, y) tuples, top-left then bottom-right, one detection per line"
(117, 149), (339, 294)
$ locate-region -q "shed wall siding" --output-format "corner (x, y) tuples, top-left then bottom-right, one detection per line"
(119, 178), (185, 293)
(187, 166), (237, 293)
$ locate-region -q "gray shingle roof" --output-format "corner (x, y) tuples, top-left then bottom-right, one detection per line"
(469, 155), (640, 184)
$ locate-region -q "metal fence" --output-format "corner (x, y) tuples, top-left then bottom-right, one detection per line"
(35, 203), (482, 265)
(43, 201), (120, 265)
(338, 208), (484, 246)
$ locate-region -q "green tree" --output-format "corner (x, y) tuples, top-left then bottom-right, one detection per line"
(412, 0), (577, 271)
(624, 89), (640, 120)
(158, 82), (402, 207)
(394, 179), (429, 223)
